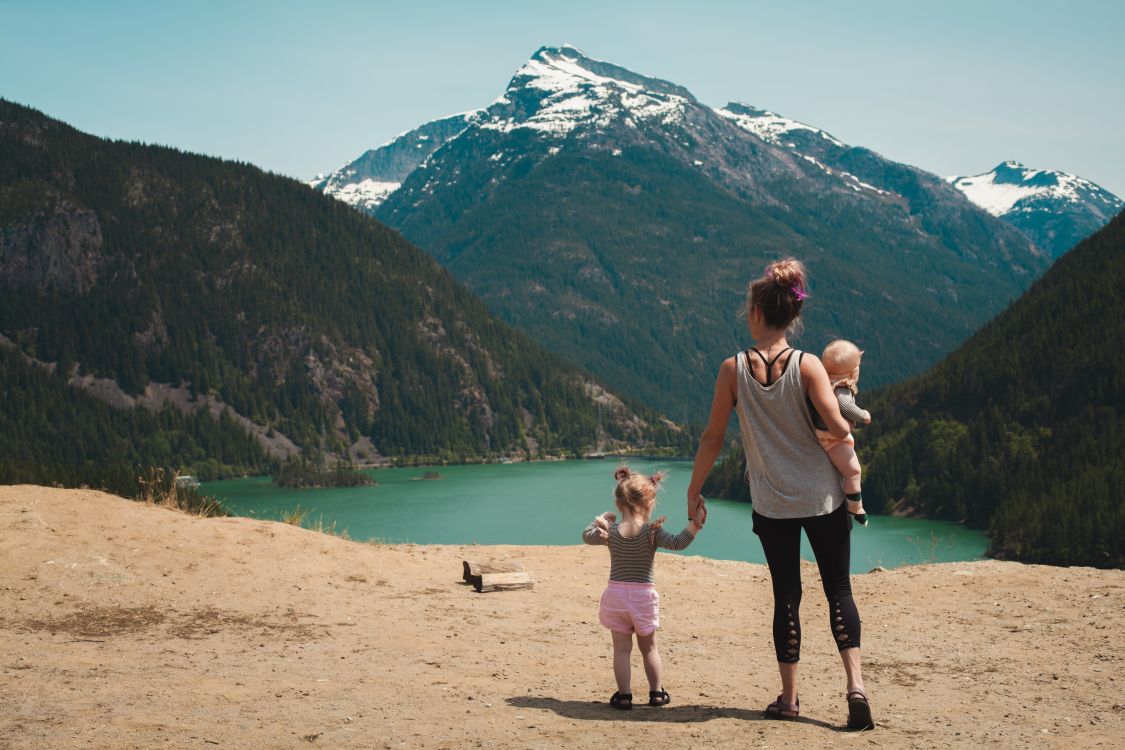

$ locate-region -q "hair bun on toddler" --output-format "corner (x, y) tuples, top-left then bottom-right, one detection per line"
(614, 467), (630, 481)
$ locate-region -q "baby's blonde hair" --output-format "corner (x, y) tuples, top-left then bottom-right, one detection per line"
(614, 466), (665, 519)
(822, 339), (863, 380)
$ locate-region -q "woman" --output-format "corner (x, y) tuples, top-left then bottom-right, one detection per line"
(686, 258), (874, 730)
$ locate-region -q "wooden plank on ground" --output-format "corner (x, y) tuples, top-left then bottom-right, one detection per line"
(474, 571), (534, 593)
(463, 560), (525, 583)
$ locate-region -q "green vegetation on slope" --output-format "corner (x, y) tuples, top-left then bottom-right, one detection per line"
(860, 210), (1125, 567)
(379, 126), (1045, 420)
(0, 100), (685, 476)
(703, 210), (1125, 568)
(0, 345), (268, 494)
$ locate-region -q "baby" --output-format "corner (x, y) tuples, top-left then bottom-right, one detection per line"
(813, 340), (871, 525)
(582, 467), (706, 710)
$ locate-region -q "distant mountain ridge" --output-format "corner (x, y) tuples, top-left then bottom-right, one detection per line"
(948, 161), (1122, 258)
(309, 110), (482, 212)
(314, 45), (1047, 418)
(0, 99), (681, 480)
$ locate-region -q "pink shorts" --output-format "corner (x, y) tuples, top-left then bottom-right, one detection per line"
(815, 428), (855, 452)
(599, 581), (660, 636)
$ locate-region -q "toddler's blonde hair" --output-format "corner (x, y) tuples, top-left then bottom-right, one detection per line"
(822, 339), (863, 381)
(614, 466), (666, 519)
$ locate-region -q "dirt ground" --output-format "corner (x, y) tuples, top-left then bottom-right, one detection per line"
(1, 485), (1122, 749)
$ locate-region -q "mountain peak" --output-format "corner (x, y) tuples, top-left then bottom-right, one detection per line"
(948, 162), (1123, 255)
(479, 45), (698, 137)
(507, 45), (696, 103)
(530, 44), (588, 62)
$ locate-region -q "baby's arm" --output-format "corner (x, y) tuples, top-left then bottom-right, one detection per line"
(836, 388), (871, 425)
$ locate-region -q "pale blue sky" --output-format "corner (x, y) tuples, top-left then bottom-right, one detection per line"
(2, 0), (1123, 194)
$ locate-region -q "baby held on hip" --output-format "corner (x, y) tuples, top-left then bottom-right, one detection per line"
(818, 340), (872, 525)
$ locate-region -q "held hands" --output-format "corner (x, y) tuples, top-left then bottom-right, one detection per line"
(687, 490), (707, 532)
(690, 500), (707, 532)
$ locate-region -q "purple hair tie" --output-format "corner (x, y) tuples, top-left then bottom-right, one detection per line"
(790, 285), (808, 301)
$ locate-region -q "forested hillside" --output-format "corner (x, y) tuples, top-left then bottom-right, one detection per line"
(0, 344), (268, 493)
(705, 210), (1125, 568)
(0, 100), (684, 483)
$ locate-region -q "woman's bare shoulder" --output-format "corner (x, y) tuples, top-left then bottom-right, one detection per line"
(799, 351), (825, 371)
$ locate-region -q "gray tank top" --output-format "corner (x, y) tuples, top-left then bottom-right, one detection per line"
(734, 349), (845, 519)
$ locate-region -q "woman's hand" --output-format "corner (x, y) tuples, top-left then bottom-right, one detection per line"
(687, 490), (705, 522)
(690, 499), (708, 532)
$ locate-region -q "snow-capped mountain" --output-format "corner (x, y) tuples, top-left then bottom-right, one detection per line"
(309, 110), (482, 212)
(312, 44), (1048, 416)
(948, 162), (1122, 257)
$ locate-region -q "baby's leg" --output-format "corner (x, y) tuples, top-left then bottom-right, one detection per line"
(611, 631), (634, 694)
(827, 443), (863, 495)
(637, 631), (663, 693)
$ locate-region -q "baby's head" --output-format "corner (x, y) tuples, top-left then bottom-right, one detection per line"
(614, 466), (665, 520)
(822, 339), (864, 383)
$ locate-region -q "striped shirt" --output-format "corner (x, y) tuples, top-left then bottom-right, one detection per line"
(582, 522), (696, 583)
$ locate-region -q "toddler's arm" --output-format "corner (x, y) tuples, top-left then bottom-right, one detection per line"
(836, 387), (870, 425)
(652, 505), (706, 551)
(582, 512), (615, 545)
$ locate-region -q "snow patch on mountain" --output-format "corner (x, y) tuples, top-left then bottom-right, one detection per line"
(481, 45), (692, 136)
(309, 111), (483, 210)
(718, 103), (845, 148)
(947, 161), (1118, 217)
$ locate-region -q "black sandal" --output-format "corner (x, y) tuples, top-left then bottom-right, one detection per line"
(765, 694), (799, 720)
(610, 691), (633, 710)
(846, 689), (874, 730)
(648, 689), (671, 707)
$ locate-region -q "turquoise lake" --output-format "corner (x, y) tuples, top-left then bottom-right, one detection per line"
(202, 459), (988, 573)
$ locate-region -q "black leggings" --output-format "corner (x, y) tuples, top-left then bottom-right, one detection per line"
(752, 503), (861, 663)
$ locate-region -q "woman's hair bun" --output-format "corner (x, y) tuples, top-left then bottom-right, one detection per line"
(614, 467), (630, 481)
(767, 258), (807, 289)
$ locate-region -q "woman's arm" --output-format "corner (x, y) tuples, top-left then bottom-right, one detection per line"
(686, 357), (737, 519)
(802, 354), (851, 439)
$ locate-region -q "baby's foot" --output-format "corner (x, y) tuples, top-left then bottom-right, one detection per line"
(847, 500), (868, 527)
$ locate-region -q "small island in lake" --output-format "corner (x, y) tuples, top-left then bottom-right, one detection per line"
(272, 459), (375, 489)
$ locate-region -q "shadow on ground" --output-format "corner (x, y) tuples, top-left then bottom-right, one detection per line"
(506, 696), (842, 730)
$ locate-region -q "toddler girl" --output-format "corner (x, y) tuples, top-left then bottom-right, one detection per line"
(582, 466), (706, 710)
(811, 340), (871, 525)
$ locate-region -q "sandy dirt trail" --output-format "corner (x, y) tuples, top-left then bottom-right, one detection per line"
(1, 485), (1122, 749)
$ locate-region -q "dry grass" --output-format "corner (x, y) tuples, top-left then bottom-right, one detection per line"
(136, 468), (227, 517)
(280, 504), (310, 526)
